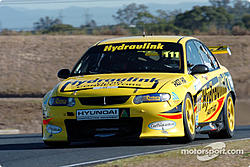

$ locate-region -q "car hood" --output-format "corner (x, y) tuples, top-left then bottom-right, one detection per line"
(56, 73), (185, 97)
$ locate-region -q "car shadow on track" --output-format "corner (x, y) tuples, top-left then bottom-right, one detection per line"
(0, 134), (211, 151)
(0, 143), (45, 150)
(1, 126), (249, 151)
(68, 137), (210, 148)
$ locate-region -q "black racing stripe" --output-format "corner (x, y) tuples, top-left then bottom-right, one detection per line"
(161, 103), (182, 113)
(177, 36), (185, 43)
(60, 81), (72, 92)
(151, 82), (159, 89)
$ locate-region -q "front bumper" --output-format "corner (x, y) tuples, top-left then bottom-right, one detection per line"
(42, 97), (185, 142)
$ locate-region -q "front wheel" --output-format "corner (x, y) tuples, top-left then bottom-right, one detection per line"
(209, 93), (235, 139)
(169, 94), (195, 143)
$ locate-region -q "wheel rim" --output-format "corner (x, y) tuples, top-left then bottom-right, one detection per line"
(185, 98), (195, 134)
(227, 97), (235, 131)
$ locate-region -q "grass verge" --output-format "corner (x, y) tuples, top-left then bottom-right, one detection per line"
(95, 139), (250, 167)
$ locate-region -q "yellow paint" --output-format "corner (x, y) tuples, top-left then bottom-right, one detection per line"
(42, 36), (233, 142)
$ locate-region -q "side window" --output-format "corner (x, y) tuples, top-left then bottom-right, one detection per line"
(194, 41), (215, 70)
(203, 46), (219, 69)
(186, 40), (204, 68)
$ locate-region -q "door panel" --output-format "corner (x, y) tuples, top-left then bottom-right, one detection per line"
(191, 41), (227, 123)
(195, 70), (227, 123)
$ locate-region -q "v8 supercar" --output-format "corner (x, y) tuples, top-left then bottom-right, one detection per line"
(42, 36), (236, 146)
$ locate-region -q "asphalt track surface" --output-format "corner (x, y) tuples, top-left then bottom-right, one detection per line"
(0, 126), (249, 167)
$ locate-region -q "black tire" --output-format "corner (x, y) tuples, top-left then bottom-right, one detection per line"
(208, 93), (235, 139)
(169, 94), (195, 144)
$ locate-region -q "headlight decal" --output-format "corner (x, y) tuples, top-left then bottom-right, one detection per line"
(133, 93), (171, 104)
(48, 97), (75, 107)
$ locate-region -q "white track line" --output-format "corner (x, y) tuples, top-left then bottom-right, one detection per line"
(60, 137), (250, 167)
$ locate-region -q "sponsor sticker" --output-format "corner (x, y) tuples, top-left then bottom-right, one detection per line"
(194, 79), (202, 91)
(172, 77), (187, 87)
(172, 92), (179, 101)
(148, 120), (176, 130)
(77, 109), (119, 120)
(171, 92), (180, 104)
(46, 124), (62, 134)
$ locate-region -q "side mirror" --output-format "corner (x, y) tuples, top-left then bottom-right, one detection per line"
(57, 69), (70, 79)
(190, 64), (209, 75)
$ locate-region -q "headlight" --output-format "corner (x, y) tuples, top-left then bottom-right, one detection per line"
(133, 93), (171, 104)
(48, 97), (75, 107)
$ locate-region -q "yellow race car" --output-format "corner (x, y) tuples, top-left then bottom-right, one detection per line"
(42, 36), (236, 146)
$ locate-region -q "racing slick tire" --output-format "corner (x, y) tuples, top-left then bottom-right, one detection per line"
(208, 93), (235, 139)
(169, 94), (195, 143)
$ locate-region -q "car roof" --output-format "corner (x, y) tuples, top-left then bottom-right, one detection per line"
(97, 36), (196, 45)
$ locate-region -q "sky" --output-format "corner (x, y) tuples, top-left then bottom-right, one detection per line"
(0, 0), (211, 29)
(0, 0), (210, 9)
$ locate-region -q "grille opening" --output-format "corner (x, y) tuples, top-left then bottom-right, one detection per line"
(78, 96), (130, 105)
(65, 118), (143, 141)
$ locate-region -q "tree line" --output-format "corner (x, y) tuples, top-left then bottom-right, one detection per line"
(1, 0), (249, 35)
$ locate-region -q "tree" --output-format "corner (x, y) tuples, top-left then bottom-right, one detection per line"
(155, 9), (181, 23)
(112, 3), (149, 25)
(174, 6), (232, 32)
(80, 19), (97, 35)
(34, 16), (62, 31)
(134, 11), (156, 25)
(48, 24), (75, 32)
(231, 0), (250, 18)
(242, 14), (250, 29)
(85, 19), (97, 28)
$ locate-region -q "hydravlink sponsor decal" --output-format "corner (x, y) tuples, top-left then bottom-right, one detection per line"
(196, 76), (226, 111)
(203, 96), (225, 122)
(103, 43), (164, 52)
(60, 77), (159, 92)
(193, 75), (228, 121)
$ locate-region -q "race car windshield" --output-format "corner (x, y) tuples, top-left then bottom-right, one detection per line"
(71, 42), (184, 76)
